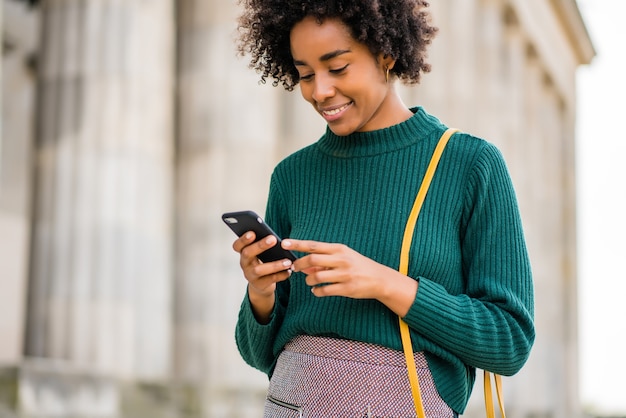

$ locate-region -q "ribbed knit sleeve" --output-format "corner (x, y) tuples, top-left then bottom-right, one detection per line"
(235, 292), (286, 374)
(234, 174), (291, 375)
(404, 143), (535, 376)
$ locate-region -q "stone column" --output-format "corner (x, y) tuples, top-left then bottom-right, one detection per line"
(476, 0), (505, 147)
(0, 0), (2, 162)
(0, 0), (38, 368)
(407, 0), (447, 115)
(516, 45), (556, 416)
(538, 76), (580, 418)
(447, 0), (478, 130)
(24, 0), (174, 415)
(175, 0), (279, 414)
(501, 7), (527, 186)
(560, 84), (580, 418)
(540, 78), (570, 417)
(408, 0), (479, 131)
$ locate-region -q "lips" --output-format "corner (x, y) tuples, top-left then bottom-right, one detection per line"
(320, 102), (353, 121)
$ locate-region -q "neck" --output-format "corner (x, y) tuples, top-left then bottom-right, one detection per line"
(377, 85), (414, 128)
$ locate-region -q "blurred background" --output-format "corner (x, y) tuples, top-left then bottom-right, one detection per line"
(1, 0), (622, 417)
(576, 0), (626, 416)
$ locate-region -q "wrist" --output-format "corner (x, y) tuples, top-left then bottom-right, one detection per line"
(248, 285), (276, 324)
(378, 268), (419, 318)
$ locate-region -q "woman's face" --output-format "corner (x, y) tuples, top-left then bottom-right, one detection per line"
(290, 16), (403, 136)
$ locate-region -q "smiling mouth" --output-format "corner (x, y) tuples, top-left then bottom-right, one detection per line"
(321, 102), (352, 117)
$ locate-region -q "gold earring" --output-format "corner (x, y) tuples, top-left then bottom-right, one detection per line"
(385, 66), (390, 83)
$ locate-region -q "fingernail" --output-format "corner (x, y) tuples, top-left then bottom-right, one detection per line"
(245, 232), (252, 240)
(265, 236), (274, 244)
(282, 240), (292, 247)
(282, 260), (292, 267)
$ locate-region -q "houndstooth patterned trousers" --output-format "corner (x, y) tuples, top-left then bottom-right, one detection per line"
(264, 335), (456, 418)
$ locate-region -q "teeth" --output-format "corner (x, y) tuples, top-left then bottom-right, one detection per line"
(323, 103), (349, 116)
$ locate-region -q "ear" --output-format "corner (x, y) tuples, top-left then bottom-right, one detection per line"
(379, 53), (397, 71)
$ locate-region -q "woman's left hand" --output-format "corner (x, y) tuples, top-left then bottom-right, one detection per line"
(282, 239), (418, 316)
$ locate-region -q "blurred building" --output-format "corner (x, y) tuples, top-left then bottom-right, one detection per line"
(1, 0), (594, 417)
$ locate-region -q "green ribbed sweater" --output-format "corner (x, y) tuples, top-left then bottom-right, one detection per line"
(235, 107), (535, 414)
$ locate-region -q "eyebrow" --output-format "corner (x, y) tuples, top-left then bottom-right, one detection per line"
(293, 49), (352, 66)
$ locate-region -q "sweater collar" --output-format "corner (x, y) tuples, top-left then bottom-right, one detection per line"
(316, 107), (443, 158)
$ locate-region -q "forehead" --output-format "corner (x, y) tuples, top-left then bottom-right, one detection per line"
(290, 16), (357, 57)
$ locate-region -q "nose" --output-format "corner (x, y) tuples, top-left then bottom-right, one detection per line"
(311, 74), (335, 103)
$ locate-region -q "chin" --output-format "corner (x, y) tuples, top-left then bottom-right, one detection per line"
(327, 122), (358, 137)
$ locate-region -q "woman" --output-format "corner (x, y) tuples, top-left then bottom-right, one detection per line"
(232, 0), (535, 416)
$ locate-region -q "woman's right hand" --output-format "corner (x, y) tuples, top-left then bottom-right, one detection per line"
(233, 232), (293, 323)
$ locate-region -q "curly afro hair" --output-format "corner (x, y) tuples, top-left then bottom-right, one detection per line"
(236, 0), (438, 90)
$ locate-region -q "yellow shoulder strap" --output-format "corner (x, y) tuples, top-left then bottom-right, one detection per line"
(399, 128), (458, 418)
(398, 127), (506, 418)
(398, 128), (458, 276)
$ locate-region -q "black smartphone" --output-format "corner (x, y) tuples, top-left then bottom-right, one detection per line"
(221, 210), (297, 263)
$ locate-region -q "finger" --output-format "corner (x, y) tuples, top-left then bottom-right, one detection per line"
(292, 253), (335, 273)
(241, 234), (279, 261)
(282, 239), (343, 255)
(233, 231), (256, 253)
(249, 268), (293, 296)
(298, 265), (328, 275)
(304, 268), (336, 287)
(249, 258), (294, 279)
(310, 282), (344, 298)
(254, 266), (293, 285)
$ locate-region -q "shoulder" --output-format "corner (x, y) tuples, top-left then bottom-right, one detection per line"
(445, 133), (519, 215)
(447, 130), (496, 154)
(413, 108), (501, 163)
(434, 131), (515, 202)
(445, 131), (507, 171)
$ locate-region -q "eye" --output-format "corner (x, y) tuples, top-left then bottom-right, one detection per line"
(299, 73), (314, 82)
(329, 64), (349, 74)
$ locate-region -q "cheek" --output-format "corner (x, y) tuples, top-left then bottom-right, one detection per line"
(299, 84), (315, 104)
(362, 80), (389, 105)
